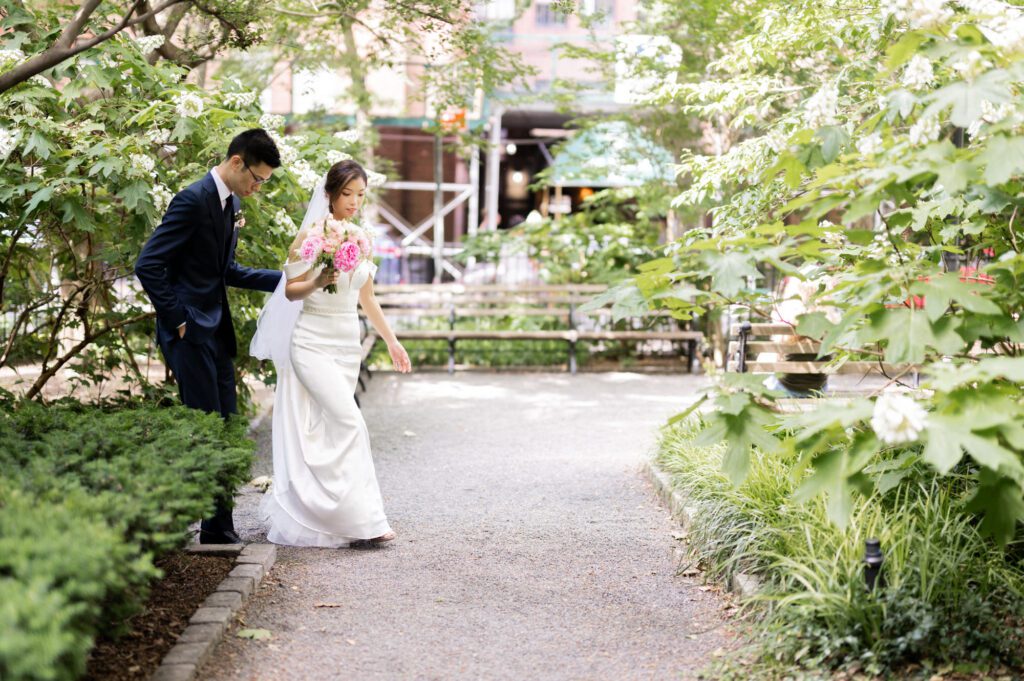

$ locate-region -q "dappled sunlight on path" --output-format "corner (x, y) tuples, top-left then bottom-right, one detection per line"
(206, 373), (736, 680)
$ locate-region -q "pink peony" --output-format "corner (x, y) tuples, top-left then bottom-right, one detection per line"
(334, 241), (360, 272)
(298, 235), (324, 263)
(355, 233), (371, 255)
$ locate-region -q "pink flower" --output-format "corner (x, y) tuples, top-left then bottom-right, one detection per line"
(356, 234), (371, 255)
(298, 235), (324, 263)
(334, 241), (360, 272)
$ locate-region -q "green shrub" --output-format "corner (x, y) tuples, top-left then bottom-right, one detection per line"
(0, 401), (256, 681)
(0, 402), (254, 554)
(655, 418), (1024, 675)
(0, 485), (155, 681)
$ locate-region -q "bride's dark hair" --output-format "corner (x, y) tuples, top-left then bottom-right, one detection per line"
(324, 160), (368, 212)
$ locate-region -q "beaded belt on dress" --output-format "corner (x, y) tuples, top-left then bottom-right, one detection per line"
(302, 303), (357, 316)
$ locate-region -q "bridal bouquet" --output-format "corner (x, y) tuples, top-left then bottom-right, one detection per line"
(298, 218), (373, 294)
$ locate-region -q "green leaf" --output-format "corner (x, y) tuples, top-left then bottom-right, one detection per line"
(924, 70), (1011, 128)
(59, 198), (96, 231)
(977, 136), (1024, 185)
(25, 187), (54, 215)
(667, 395), (708, 425)
(885, 31), (927, 69)
(910, 272), (1001, 321)
(23, 131), (55, 160)
(925, 413), (1024, 480)
(816, 126), (849, 164)
(935, 159), (976, 194)
(88, 157), (122, 178)
(965, 470), (1024, 547)
(701, 251), (760, 298)
(794, 311), (832, 340)
(117, 180), (150, 211)
(695, 410), (780, 485)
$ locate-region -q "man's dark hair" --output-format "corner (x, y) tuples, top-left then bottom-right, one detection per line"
(226, 128), (281, 169)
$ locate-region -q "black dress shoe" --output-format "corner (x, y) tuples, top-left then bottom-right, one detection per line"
(199, 529), (244, 545)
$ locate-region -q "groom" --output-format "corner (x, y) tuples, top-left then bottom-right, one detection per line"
(135, 128), (283, 544)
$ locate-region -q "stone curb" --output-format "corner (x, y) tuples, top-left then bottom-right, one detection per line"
(642, 457), (761, 600)
(150, 543), (277, 681)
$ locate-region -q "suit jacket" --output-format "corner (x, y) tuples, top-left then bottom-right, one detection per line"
(135, 172), (280, 357)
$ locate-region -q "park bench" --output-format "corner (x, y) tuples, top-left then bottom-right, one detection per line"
(727, 321), (918, 406)
(364, 284), (703, 374)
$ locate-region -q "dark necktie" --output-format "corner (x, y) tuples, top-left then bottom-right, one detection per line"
(223, 197), (234, 259)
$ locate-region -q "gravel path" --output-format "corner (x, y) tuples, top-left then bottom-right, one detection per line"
(201, 372), (737, 680)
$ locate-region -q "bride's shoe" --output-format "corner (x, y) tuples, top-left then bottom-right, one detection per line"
(369, 531), (396, 545)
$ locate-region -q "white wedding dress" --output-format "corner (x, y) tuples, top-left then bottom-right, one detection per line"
(258, 257), (393, 547)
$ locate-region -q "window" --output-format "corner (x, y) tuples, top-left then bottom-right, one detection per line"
(476, 0), (516, 21)
(536, 1), (567, 26)
(584, 0), (615, 21)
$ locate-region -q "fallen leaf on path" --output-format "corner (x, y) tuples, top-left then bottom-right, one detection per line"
(236, 629), (272, 641)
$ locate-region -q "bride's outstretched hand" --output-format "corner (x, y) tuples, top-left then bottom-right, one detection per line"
(388, 341), (412, 373)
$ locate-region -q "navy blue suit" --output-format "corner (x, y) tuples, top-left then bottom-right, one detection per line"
(135, 172), (280, 537)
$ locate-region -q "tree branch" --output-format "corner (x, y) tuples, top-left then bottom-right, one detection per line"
(26, 311), (156, 401)
(0, 0), (188, 94)
(55, 0), (105, 50)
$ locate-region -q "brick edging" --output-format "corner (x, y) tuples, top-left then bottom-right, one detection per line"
(642, 458), (761, 599)
(149, 543), (276, 681)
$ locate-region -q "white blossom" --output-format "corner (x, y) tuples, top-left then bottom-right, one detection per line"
(223, 91), (258, 109)
(871, 392), (928, 444)
(0, 48), (25, 68)
(804, 83), (839, 128)
(150, 184), (174, 215)
(901, 55), (935, 90)
(0, 127), (18, 160)
(366, 170), (387, 188)
(273, 208), (296, 233)
(146, 127), (172, 145)
(326, 149), (353, 165)
(333, 129), (361, 144)
(291, 159), (320, 191)
(909, 116), (941, 145)
(951, 50), (991, 80)
(277, 142), (299, 167)
(130, 154), (155, 174)
(133, 34), (166, 54)
(857, 132), (885, 156)
(174, 91), (204, 119)
(259, 113), (285, 131)
(885, 0), (954, 29)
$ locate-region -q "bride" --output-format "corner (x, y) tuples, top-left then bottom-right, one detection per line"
(251, 159), (411, 548)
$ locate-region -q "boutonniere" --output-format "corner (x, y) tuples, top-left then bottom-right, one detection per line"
(234, 210), (245, 230)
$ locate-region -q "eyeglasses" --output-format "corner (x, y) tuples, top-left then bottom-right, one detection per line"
(244, 164), (271, 186)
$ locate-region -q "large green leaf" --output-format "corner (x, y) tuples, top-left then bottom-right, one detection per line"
(702, 251), (760, 298)
(117, 180), (150, 212)
(924, 70), (1011, 128)
(977, 135), (1024, 185)
(935, 159), (976, 194)
(924, 413), (1024, 481)
(23, 131), (55, 160)
(695, 409), (780, 485)
(910, 272), (1001, 321)
(965, 470), (1024, 546)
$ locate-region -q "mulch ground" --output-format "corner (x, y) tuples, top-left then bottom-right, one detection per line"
(83, 552), (234, 681)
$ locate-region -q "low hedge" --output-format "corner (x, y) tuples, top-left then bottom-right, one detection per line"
(0, 401), (255, 681)
(655, 417), (1024, 677)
